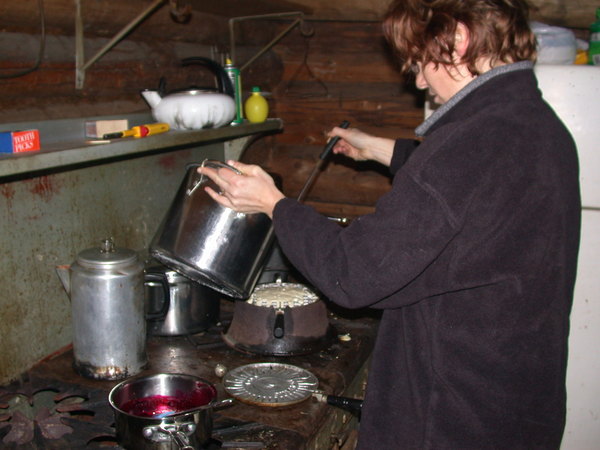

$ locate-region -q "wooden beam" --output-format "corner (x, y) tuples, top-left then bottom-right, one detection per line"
(189, 0), (313, 17)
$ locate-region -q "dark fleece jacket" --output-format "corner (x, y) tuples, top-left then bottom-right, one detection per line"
(272, 64), (580, 449)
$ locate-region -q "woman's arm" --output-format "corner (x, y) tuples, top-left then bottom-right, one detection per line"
(328, 126), (396, 167)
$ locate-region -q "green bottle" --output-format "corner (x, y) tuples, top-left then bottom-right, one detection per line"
(589, 7), (600, 65)
(225, 58), (244, 124)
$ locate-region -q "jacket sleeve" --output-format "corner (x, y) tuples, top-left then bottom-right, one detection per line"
(272, 164), (456, 310)
(390, 139), (420, 174)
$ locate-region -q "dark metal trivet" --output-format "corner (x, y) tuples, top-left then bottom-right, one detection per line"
(0, 375), (116, 449)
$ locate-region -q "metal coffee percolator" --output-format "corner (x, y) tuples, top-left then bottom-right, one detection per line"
(56, 238), (147, 380)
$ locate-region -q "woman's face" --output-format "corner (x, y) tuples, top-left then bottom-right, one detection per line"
(414, 62), (464, 105)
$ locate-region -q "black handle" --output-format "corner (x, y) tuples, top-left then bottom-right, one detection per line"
(144, 273), (171, 321)
(319, 120), (350, 160)
(273, 310), (285, 339)
(296, 120), (351, 203)
(102, 131), (124, 139)
(181, 57), (235, 98)
(326, 395), (363, 418)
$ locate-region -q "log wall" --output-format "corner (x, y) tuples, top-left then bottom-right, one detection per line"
(0, 0), (593, 213)
(0, 0), (595, 383)
(1, 2), (427, 218)
(3, 1), (592, 219)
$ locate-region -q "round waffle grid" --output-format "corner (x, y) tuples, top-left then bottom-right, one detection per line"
(222, 362), (319, 406)
(246, 283), (319, 308)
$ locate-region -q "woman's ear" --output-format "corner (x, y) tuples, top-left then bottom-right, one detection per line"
(454, 22), (470, 58)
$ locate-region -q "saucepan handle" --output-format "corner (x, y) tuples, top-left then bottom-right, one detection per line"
(169, 428), (194, 450)
(326, 395), (363, 418)
(142, 423), (196, 449)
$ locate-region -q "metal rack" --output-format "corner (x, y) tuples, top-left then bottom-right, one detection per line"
(74, 0), (311, 88)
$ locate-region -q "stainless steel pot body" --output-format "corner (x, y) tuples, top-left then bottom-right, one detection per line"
(145, 264), (220, 336)
(58, 239), (147, 380)
(150, 160), (274, 299)
(109, 373), (217, 449)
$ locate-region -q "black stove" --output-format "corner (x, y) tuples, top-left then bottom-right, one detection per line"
(0, 375), (116, 448)
(1, 299), (378, 449)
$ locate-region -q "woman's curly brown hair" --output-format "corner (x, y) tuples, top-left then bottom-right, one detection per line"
(382, 0), (537, 76)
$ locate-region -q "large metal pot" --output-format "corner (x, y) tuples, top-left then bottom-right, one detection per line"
(150, 160), (274, 299)
(56, 238), (147, 380)
(109, 373), (232, 449)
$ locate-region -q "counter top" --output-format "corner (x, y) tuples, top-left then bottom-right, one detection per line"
(1, 299), (379, 449)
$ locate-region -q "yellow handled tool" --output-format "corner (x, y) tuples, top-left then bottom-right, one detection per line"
(103, 123), (170, 139)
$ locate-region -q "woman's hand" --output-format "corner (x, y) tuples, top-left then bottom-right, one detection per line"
(197, 160), (285, 218)
(328, 126), (395, 167)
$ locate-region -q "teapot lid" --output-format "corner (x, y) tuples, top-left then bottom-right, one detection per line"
(77, 238), (138, 269)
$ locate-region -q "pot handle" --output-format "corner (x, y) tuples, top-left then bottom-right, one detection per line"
(326, 395), (363, 418)
(181, 56), (235, 98)
(143, 423), (195, 450)
(213, 397), (235, 410)
(169, 428), (194, 450)
(144, 273), (171, 320)
(273, 309), (285, 339)
(153, 397), (235, 419)
(185, 159), (242, 197)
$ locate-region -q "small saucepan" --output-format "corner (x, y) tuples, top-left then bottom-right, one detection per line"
(109, 373), (233, 449)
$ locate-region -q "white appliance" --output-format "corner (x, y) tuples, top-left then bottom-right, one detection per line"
(425, 64), (600, 449)
(535, 64), (600, 450)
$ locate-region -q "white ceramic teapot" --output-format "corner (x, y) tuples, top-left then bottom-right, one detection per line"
(141, 57), (236, 130)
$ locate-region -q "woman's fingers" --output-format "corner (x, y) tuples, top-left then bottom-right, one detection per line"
(203, 185), (232, 208)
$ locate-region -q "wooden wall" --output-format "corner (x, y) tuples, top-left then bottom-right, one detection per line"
(239, 19), (423, 218)
(2, 1), (594, 222)
(0, 0), (594, 215)
(1, 0), (427, 219)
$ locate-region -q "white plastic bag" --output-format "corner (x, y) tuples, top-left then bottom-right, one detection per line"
(531, 21), (577, 64)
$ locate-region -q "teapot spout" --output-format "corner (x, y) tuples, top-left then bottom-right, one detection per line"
(56, 265), (71, 296)
(141, 89), (162, 109)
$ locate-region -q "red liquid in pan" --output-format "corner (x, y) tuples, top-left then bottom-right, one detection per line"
(120, 385), (216, 418)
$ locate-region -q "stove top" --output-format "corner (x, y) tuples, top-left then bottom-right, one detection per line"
(1, 299), (379, 449)
(0, 375), (116, 448)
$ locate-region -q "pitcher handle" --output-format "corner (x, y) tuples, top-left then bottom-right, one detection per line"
(144, 273), (171, 320)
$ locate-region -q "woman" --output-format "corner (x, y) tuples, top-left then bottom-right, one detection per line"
(199, 0), (580, 448)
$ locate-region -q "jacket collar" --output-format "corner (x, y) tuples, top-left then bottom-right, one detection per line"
(415, 61), (535, 137)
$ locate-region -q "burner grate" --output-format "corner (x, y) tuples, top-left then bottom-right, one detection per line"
(0, 376), (117, 448)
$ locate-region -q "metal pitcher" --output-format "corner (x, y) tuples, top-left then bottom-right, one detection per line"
(56, 238), (147, 380)
(144, 262), (221, 336)
(149, 160), (274, 299)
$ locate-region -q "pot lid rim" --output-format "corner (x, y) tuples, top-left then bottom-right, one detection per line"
(77, 246), (138, 268)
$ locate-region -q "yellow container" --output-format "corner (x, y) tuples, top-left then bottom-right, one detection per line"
(244, 87), (269, 123)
